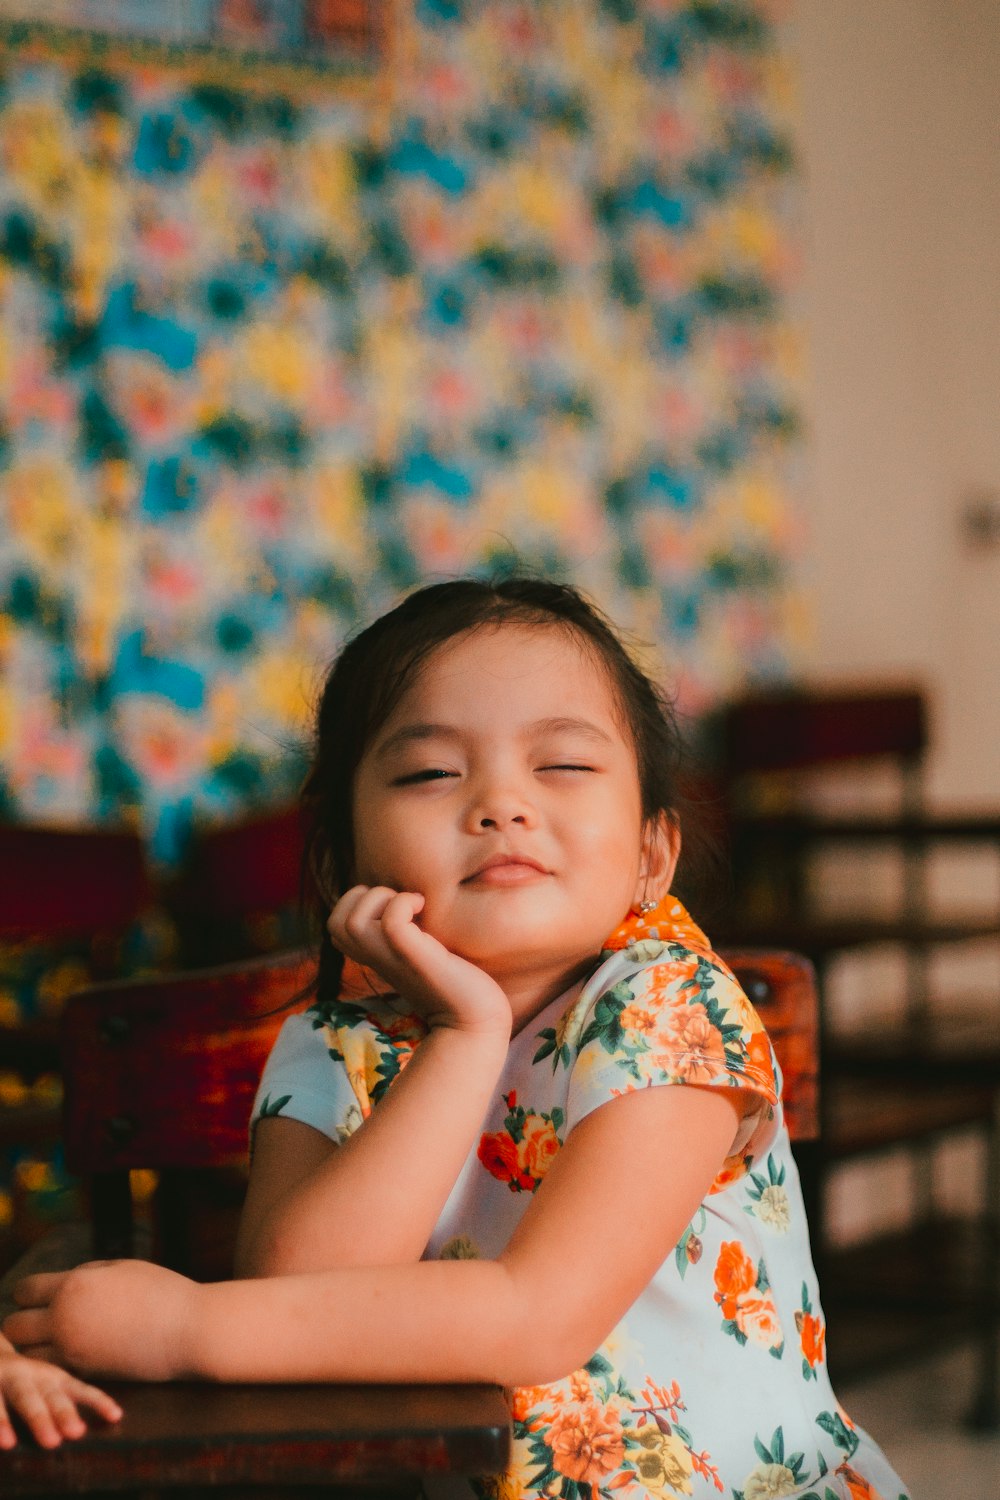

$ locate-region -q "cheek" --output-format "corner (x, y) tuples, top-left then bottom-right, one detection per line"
(569, 798), (643, 865)
(353, 811), (451, 893)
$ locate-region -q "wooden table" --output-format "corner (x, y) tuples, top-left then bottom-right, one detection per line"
(1, 1380), (512, 1496)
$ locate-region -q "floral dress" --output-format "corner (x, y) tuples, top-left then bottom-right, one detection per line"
(251, 897), (911, 1500)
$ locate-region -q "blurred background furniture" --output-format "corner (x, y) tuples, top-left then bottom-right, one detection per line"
(0, 824), (159, 1272)
(167, 804), (310, 968)
(714, 685), (1000, 1425)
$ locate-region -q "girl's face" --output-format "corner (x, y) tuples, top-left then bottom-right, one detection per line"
(351, 624), (678, 1015)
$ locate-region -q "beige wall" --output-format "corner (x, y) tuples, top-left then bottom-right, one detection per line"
(790, 0), (1000, 803)
(788, 1), (1000, 1246)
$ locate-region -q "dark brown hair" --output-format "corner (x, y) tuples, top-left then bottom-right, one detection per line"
(302, 577), (690, 1005)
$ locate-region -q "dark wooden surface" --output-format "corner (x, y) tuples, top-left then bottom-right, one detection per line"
(0, 1380), (512, 1496)
(824, 1075), (997, 1158)
(729, 810), (1000, 843)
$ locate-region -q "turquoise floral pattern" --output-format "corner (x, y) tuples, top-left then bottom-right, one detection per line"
(0, 2), (802, 862)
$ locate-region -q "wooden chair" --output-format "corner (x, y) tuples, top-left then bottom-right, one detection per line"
(61, 950), (315, 1275)
(714, 684), (1000, 1423)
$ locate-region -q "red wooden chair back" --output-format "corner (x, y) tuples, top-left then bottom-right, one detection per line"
(0, 824), (152, 943)
(169, 804), (310, 964)
(722, 950), (818, 1142)
(719, 687), (927, 777)
(179, 805), (307, 924)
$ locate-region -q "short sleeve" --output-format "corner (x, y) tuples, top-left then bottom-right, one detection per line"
(565, 946), (780, 1170)
(250, 1012), (364, 1150)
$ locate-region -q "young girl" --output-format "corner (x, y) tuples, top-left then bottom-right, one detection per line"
(3, 578), (909, 1499)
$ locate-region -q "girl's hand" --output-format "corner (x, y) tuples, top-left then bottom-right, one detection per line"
(3, 1261), (200, 1382)
(330, 886), (512, 1037)
(0, 1346), (122, 1450)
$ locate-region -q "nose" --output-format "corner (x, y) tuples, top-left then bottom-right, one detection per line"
(466, 774), (537, 832)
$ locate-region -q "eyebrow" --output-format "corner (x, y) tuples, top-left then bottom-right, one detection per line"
(374, 716), (616, 759)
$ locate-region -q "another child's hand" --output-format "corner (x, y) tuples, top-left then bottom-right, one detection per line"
(330, 885), (513, 1037)
(0, 1343), (122, 1450)
(3, 1260), (200, 1383)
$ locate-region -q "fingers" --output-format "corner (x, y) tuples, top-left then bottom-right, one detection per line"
(329, 885), (426, 967)
(0, 1367), (65, 1449)
(66, 1376), (123, 1425)
(12, 1271), (65, 1307)
(44, 1388), (87, 1442)
(0, 1396), (15, 1451)
(378, 891), (429, 951)
(0, 1360), (123, 1450)
(4, 1307), (50, 1349)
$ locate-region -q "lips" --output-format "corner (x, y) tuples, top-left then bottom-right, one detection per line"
(463, 853), (549, 884)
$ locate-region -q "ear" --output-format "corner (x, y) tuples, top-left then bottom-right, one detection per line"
(634, 812), (681, 907)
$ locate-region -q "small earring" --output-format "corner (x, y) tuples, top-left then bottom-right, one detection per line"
(638, 899), (657, 914)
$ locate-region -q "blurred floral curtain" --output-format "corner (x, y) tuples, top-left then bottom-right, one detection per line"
(0, 0), (802, 863)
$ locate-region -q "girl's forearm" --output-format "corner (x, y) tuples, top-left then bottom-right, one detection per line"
(192, 1258), (571, 1390)
(238, 1025), (509, 1276)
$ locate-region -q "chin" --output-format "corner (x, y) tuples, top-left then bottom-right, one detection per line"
(450, 919), (580, 974)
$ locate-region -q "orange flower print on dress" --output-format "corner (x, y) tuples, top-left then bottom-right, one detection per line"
(520, 1114), (560, 1179)
(477, 1129), (522, 1185)
(547, 1401), (626, 1486)
(477, 1093), (564, 1193)
(734, 1296), (783, 1350)
(709, 1149), (753, 1195)
(745, 1027), (774, 1085)
(795, 1284), (827, 1380)
(618, 1000), (657, 1033)
(510, 1382), (562, 1429)
(834, 1464), (885, 1499)
(713, 1240), (757, 1320)
(668, 1003), (727, 1084)
(713, 1241), (783, 1356)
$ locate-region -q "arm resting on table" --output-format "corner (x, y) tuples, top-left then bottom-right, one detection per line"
(12, 1083), (743, 1390)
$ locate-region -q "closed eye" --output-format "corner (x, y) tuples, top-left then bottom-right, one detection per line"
(538, 763), (596, 773)
(393, 768), (459, 785)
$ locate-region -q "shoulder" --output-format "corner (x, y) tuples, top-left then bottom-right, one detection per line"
(567, 937), (778, 1102)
